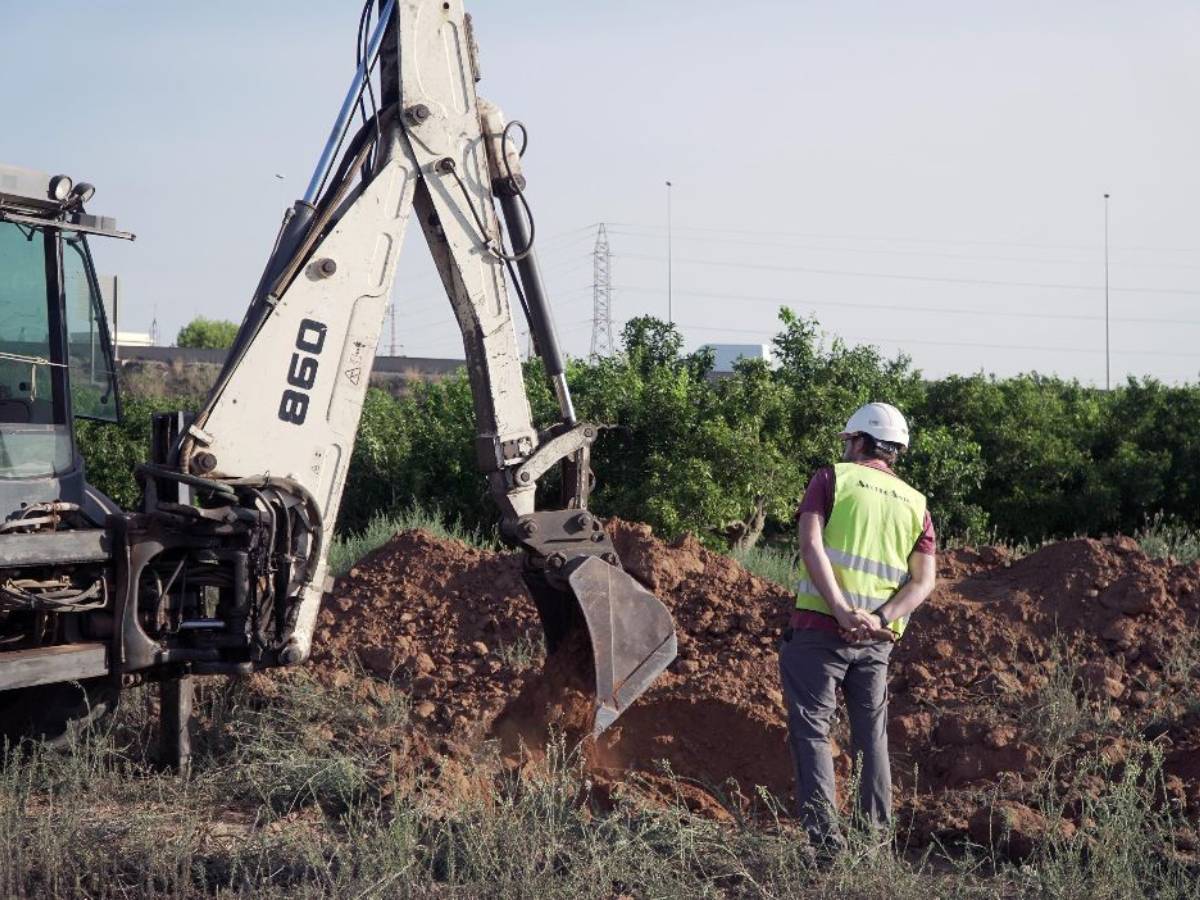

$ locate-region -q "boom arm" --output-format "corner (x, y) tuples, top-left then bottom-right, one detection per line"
(149, 0), (676, 735)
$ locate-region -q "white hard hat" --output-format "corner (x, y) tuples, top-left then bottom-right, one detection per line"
(839, 402), (910, 448)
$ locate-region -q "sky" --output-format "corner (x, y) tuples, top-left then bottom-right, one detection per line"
(5, 0), (1199, 385)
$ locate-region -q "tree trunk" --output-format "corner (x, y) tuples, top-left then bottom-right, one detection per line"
(731, 495), (768, 553)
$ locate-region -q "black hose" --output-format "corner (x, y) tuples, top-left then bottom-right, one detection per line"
(136, 463), (237, 499)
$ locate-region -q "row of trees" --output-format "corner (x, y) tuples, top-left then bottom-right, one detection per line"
(81, 313), (1199, 550)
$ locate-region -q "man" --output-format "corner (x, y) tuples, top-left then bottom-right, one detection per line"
(778, 402), (937, 858)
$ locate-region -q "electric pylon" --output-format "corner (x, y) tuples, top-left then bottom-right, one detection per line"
(590, 223), (614, 359)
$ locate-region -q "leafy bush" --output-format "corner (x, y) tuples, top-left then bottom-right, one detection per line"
(175, 316), (238, 350)
(83, 312), (1200, 552)
(75, 394), (203, 509)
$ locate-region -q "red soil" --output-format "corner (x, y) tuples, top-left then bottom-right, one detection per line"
(309, 520), (1200, 843)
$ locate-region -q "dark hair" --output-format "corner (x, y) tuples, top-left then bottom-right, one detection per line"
(860, 433), (902, 463)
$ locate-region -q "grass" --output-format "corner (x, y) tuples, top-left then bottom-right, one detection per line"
(733, 542), (797, 587)
(1137, 513), (1200, 564)
(1, 672), (1196, 898)
(327, 504), (499, 576)
(1016, 638), (1120, 762)
(495, 632), (546, 673)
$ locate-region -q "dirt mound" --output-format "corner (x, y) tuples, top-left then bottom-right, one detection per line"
(890, 537), (1200, 841)
(313, 523), (1200, 843)
(312, 530), (535, 732)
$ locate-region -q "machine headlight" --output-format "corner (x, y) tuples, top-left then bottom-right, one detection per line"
(49, 174), (73, 202)
(71, 183), (96, 204)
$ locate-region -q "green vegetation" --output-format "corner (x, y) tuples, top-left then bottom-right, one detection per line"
(175, 316), (239, 350)
(734, 521), (1200, 583)
(1137, 514), (1200, 564)
(1017, 639), (1105, 761)
(733, 542), (799, 588)
(495, 632), (546, 673)
(83, 312), (1200, 553)
(75, 394), (204, 509)
(324, 312), (1200, 549)
(1, 673), (1194, 898)
(327, 505), (497, 576)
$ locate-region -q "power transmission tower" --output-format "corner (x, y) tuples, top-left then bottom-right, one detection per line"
(389, 297), (398, 356)
(590, 223), (614, 359)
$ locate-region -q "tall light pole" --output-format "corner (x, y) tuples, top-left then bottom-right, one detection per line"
(665, 180), (673, 325)
(1104, 192), (1111, 390)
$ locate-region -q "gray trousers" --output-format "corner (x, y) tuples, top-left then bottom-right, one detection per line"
(778, 628), (893, 848)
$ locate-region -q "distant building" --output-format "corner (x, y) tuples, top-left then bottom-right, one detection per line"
(701, 343), (774, 375)
(115, 331), (154, 347)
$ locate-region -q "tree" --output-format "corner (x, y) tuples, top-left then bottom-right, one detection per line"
(621, 316), (684, 374)
(898, 424), (988, 543)
(567, 319), (804, 550)
(75, 394), (205, 509)
(918, 374), (1101, 540)
(707, 357), (804, 550)
(772, 308), (926, 484)
(79, 307), (1200, 549)
(176, 317), (239, 350)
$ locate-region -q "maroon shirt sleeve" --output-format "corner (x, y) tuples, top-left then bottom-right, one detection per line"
(794, 466), (835, 523)
(914, 510), (936, 556)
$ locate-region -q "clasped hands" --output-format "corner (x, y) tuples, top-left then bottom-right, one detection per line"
(833, 606), (896, 644)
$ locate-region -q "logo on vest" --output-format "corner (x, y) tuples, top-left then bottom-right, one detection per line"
(856, 478), (915, 505)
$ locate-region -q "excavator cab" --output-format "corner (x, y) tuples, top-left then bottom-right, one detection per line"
(0, 165), (124, 520)
(0, 165), (129, 743)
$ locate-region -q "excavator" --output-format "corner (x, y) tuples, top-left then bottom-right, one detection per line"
(0, 0), (677, 767)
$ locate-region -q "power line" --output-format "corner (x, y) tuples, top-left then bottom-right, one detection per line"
(605, 221), (1200, 255)
(614, 284), (1200, 327)
(675, 321), (1200, 360)
(613, 252), (1200, 297)
(604, 225), (1200, 272)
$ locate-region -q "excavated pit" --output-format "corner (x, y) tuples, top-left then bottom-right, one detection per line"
(306, 519), (1200, 846)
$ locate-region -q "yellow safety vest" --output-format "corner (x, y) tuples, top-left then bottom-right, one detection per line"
(795, 462), (927, 638)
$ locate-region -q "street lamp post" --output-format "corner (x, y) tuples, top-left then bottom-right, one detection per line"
(1104, 192), (1111, 390)
(665, 180), (673, 325)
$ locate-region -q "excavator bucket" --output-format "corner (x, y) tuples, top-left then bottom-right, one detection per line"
(568, 557), (677, 735)
(524, 555), (677, 737)
(570, 556), (678, 736)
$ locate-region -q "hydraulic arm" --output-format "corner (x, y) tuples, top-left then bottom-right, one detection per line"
(121, 0), (678, 746)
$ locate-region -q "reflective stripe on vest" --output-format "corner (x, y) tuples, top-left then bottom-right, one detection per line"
(794, 461), (926, 638)
(794, 577), (888, 611)
(823, 547), (910, 585)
